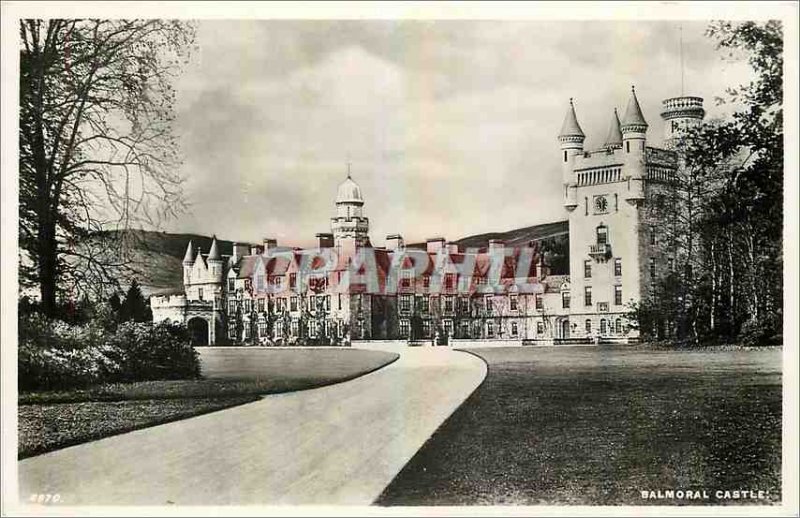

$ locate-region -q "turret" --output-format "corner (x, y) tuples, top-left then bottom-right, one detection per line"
(558, 98), (585, 212)
(660, 96), (704, 147)
(621, 86), (647, 205)
(183, 241), (194, 285)
(331, 163), (370, 254)
(206, 236), (223, 282)
(603, 108), (623, 148)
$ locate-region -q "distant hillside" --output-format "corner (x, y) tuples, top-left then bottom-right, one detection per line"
(113, 220), (570, 296)
(100, 230), (243, 297)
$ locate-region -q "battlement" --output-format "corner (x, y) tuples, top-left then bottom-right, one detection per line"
(661, 96), (705, 120)
(151, 294), (187, 307)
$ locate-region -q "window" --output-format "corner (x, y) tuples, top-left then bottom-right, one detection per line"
(444, 296), (454, 313)
(290, 297), (298, 312)
(258, 298), (265, 312)
(422, 320), (432, 337)
(325, 295), (331, 311)
(228, 327), (236, 339)
(228, 279), (235, 291)
(244, 279), (252, 291)
(650, 232), (656, 246)
(308, 321), (317, 338)
(290, 273), (297, 288)
(626, 141), (630, 153)
(475, 276), (487, 286)
(198, 288), (204, 301)
(585, 319), (592, 333)
(255, 273), (265, 292)
(443, 320), (453, 336)
(418, 296), (430, 313)
(615, 319), (623, 334)
(485, 295), (493, 314)
(600, 319), (607, 335)
(338, 294), (342, 310)
(649, 257), (656, 278)
(400, 294), (412, 312)
(487, 321), (494, 338)
(536, 322), (544, 334)
(535, 294), (544, 310)
(563, 150), (567, 162)
(585, 197), (589, 215)
(596, 225), (608, 245)
(243, 299), (251, 313)
(614, 285), (623, 306)
(584, 260), (592, 278)
(510, 295), (518, 311)
(562, 292), (571, 309)
(444, 273), (457, 290)
(614, 258), (622, 276)
(399, 319), (410, 338)
(460, 296), (470, 313)
(400, 270), (412, 289)
(244, 323), (250, 339)
(584, 286), (592, 306)
(228, 300), (237, 314)
(291, 320), (299, 336)
(598, 302), (609, 312)
(422, 275), (431, 288)
(461, 321), (469, 338)
(511, 322), (519, 336)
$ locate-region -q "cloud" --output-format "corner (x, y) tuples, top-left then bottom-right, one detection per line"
(167, 20), (755, 246)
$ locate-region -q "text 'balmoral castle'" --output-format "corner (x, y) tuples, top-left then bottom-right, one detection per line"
(151, 87), (704, 346)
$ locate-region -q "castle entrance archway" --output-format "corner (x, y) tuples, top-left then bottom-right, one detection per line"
(188, 317), (209, 346)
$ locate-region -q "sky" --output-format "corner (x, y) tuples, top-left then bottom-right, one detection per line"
(168, 20), (754, 247)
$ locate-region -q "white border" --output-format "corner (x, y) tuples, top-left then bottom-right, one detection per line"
(1, 2), (797, 517)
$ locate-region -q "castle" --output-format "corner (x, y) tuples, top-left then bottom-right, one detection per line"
(151, 88), (704, 346)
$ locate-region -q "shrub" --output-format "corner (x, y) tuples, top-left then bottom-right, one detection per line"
(18, 312), (200, 392)
(738, 318), (779, 347)
(102, 321), (200, 381)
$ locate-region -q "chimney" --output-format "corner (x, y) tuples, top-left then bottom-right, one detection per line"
(489, 239), (505, 253)
(250, 244), (262, 256)
(386, 234), (404, 251)
(446, 242), (459, 254)
(233, 243), (249, 261)
(262, 237), (278, 255)
(426, 237), (445, 254)
(316, 233), (334, 249)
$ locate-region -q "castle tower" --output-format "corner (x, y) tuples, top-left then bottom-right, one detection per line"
(207, 236), (223, 283)
(330, 164), (370, 254)
(660, 96), (705, 147)
(603, 108), (623, 148)
(182, 241), (194, 286)
(558, 98), (585, 212)
(621, 86), (648, 206)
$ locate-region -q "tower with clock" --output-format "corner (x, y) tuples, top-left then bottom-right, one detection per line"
(557, 88), (704, 341)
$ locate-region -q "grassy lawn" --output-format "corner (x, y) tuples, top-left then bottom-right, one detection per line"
(19, 348), (398, 459)
(376, 346), (781, 506)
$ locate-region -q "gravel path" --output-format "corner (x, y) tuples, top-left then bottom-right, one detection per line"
(17, 346), (486, 506)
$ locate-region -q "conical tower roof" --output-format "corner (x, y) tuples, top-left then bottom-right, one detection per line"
(558, 98), (585, 138)
(183, 241), (194, 264)
(603, 108), (623, 147)
(621, 86), (648, 130)
(207, 236), (221, 261)
(194, 247), (206, 268)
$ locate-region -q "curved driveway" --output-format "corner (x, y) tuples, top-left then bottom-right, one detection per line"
(18, 346), (486, 506)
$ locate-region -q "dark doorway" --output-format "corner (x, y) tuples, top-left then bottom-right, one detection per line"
(188, 317), (209, 346)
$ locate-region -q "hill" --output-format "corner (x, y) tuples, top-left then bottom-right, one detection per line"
(114, 221), (570, 296)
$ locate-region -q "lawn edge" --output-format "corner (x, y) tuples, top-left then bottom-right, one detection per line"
(19, 351), (401, 459)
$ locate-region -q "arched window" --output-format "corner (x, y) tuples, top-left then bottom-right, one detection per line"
(585, 319), (592, 334)
(600, 319), (607, 335)
(615, 319), (622, 334)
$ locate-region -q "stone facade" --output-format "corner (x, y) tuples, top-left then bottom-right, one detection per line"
(151, 87), (703, 346)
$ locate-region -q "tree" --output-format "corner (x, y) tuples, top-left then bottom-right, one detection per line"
(637, 21), (783, 344)
(119, 279), (150, 322)
(19, 20), (196, 315)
